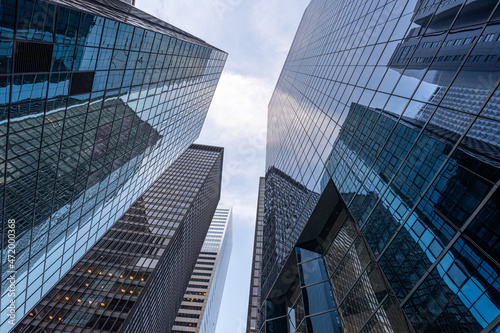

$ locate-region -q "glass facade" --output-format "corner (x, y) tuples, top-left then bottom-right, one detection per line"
(263, 0), (500, 332)
(246, 177), (265, 333)
(261, 167), (320, 302)
(172, 205), (233, 333)
(12, 144), (224, 333)
(261, 182), (410, 333)
(0, 0), (226, 330)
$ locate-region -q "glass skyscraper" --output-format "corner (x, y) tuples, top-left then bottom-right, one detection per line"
(172, 205), (232, 333)
(262, 0), (500, 332)
(0, 0), (226, 330)
(12, 144), (224, 333)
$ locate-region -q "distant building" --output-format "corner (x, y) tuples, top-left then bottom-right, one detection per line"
(245, 178), (265, 333)
(13, 144), (224, 333)
(172, 205), (232, 333)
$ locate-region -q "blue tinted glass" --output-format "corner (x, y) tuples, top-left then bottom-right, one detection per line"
(0, 0), (16, 38)
(17, 0), (55, 42)
(424, 159), (492, 228)
(55, 6), (79, 44)
(266, 316), (287, 333)
(302, 281), (335, 315)
(141, 30), (155, 53)
(52, 44), (75, 71)
(74, 46), (98, 71)
(92, 71), (107, 91)
(47, 73), (70, 98)
(159, 35), (171, 54)
(298, 258), (328, 286)
(78, 14), (103, 47)
(151, 32), (162, 53)
(100, 19), (118, 48)
(465, 188), (499, 260)
(96, 48), (112, 70)
(131, 27), (144, 51)
(404, 236), (500, 331)
(296, 247), (321, 263)
(12, 74), (48, 103)
(115, 23), (134, 50)
(307, 311), (342, 333)
(266, 299), (287, 320)
(106, 71), (124, 90)
(0, 41), (13, 74)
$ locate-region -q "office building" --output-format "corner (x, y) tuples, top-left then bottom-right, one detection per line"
(0, 0), (226, 330)
(246, 178), (264, 333)
(172, 205), (232, 333)
(261, 0), (500, 332)
(12, 144), (223, 333)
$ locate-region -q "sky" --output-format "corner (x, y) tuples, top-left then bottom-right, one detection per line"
(135, 0), (309, 331)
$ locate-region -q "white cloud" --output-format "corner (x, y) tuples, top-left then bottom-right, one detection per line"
(196, 71), (271, 224)
(199, 71), (271, 138)
(137, 0), (216, 36)
(252, 0), (301, 52)
(251, 0), (309, 74)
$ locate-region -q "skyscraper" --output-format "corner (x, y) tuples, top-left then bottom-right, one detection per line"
(246, 178), (264, 333)
(0, 0), (226, 330)
(261, 0), (500, 332)
(12, 144), (224, 333)
(172, 205), (232, 333)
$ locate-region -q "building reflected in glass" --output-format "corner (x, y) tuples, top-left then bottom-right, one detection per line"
(0, 0), (226, 330)
(261, 167), (320, 303)
(262, 0), (500, 332)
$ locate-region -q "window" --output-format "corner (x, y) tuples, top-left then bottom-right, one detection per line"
(472, 55), (482, 62)
(484, 33), (495, 42)
(464, 37), (474, 44)
(174, 321), (198, 327)
(177, 313), (200, 319)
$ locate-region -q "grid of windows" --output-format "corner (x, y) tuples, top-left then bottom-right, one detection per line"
(172, 206), (232, 333)
(0, 0), (226, 330)
(260, 166), (320, 301)
(245, 178), (265, 333)
(263, 0), (500, 332)
(262, 184), (409, 333)
(13, 144), (223, 333)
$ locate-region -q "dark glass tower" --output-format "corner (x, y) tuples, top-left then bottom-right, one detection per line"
(260, 167), (320, 303)
(0, 0), (226, 330)
(246, 177), (265, 333)
(12, 144), (223, 333)
(262, 0), (500, 332)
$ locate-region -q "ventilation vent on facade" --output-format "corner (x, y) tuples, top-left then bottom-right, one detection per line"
(14, 41), (53, 73)
(70, 72), (95, 95)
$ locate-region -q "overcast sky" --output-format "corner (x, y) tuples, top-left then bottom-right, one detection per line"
(135, 0), (309, 331)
